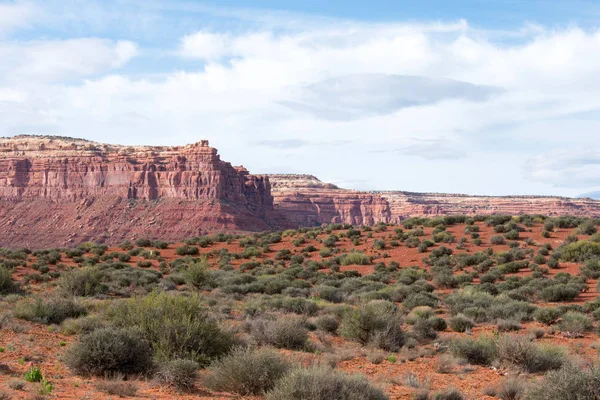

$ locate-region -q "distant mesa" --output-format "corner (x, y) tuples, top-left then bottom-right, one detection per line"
(1, 135), (600, 248)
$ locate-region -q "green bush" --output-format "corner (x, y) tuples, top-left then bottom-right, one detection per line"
(450, 336), (497, 365)
(341, 252), (370, 266)
(539, 285), (581, 302)
(560, 241), (600, 262)
(58, 267), (104, 296)
(205, 347), (291, 395)
(533, 307), (561, 325)
(155, 359), (198, 391)
(315, 315), (340, 333)
(15, 297), (87, 325)
(0, 265), (15, 294)
(108, 292), (234, 365)
(175, 245), (199, 256)
(184, 260), (213, 289)
(64, 327), (153, 376)
(340, 300), (404, 351)
(265, 366), (388, 400)
(24, 366), (43, 382)
(448, 314), (475, 332)
(491, 236), (506, 245)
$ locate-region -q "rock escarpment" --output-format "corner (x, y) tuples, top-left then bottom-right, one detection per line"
(3, 136), (600, 248)
(268, 174), (600, 226)
(0, 136), (287, 247)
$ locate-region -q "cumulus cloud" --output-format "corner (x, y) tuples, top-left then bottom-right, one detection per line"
(0, 1), (37, 34)
(0, 39), (138, 83)
(2, 2), (600, 195)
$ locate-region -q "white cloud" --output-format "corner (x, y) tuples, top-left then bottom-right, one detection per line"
(280, 74), (499, 120)
(2, 3), (600, 196)
(0, 38), (138, 83)
(525, 149), (600, 188)
(0, 1), (37, 34)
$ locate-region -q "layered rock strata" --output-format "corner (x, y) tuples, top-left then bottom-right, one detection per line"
(0, 136), (284, 247)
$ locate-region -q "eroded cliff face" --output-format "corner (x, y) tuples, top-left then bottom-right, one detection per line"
(0, 136), (285, 247)
(3, 136), (600, 248)
(268, 175), (600, 226)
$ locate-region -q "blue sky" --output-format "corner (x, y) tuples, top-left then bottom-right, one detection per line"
(1, 0), (600, 197)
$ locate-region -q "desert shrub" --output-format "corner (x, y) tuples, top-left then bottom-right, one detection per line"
(491, 236), (506, 245)
(205, 347), (291, 395)
(137, 260), (153, 268)
(265, 366), (388, 400)
(64, 327), (153, 376)
(497, 320), (522, 332)
(560, 241), (600, 262)
(61, 315), (105, 335)
(58, 267), (104, 296)
(413, 317), (440, 339)
(539, 285), (581, 302)
(581, 259), (600, 279)
(316, 314), (340, 333)
(406, 306), (435, 324)
(450, 335), (497, 365)
(448, 315), (475, 332)
(491, 378), (528, 400)
(505, 230), (520, 240)
(0, 266), (15, 294)
(432, 389), (466, 400)
(341, 252), (370, 266)
(497, 335), (565, 373)
(428, 316), (447, 331)
(155, 359), (198, 391)
(320, 248), (333, 257)
(175, 245), (199, 256)
(108, 292), (234, 365)
(558, 311), (592, 336)
(249, 318), (309, 350)
(525, 364), (600, 400)
(14, 297), (86, 324)
(117, 253), (131, 262)
(533, 307), (561, 325)
(184, 260), (214, 289)
(340, 300), (404, 351)
(95, 381), (138, 397)
(269, 296), (319, 316)
(403, 292), (439, 309)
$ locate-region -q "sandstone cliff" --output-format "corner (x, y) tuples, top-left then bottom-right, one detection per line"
(2, 136), (600, 249)
(0, 136), (287, 247)
(268, 174), (600, 226)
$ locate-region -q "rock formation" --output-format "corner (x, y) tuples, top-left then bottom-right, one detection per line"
(2, 135), (600, 248)
(268, 174), (600, 226)
(0, 136), (288, 248)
